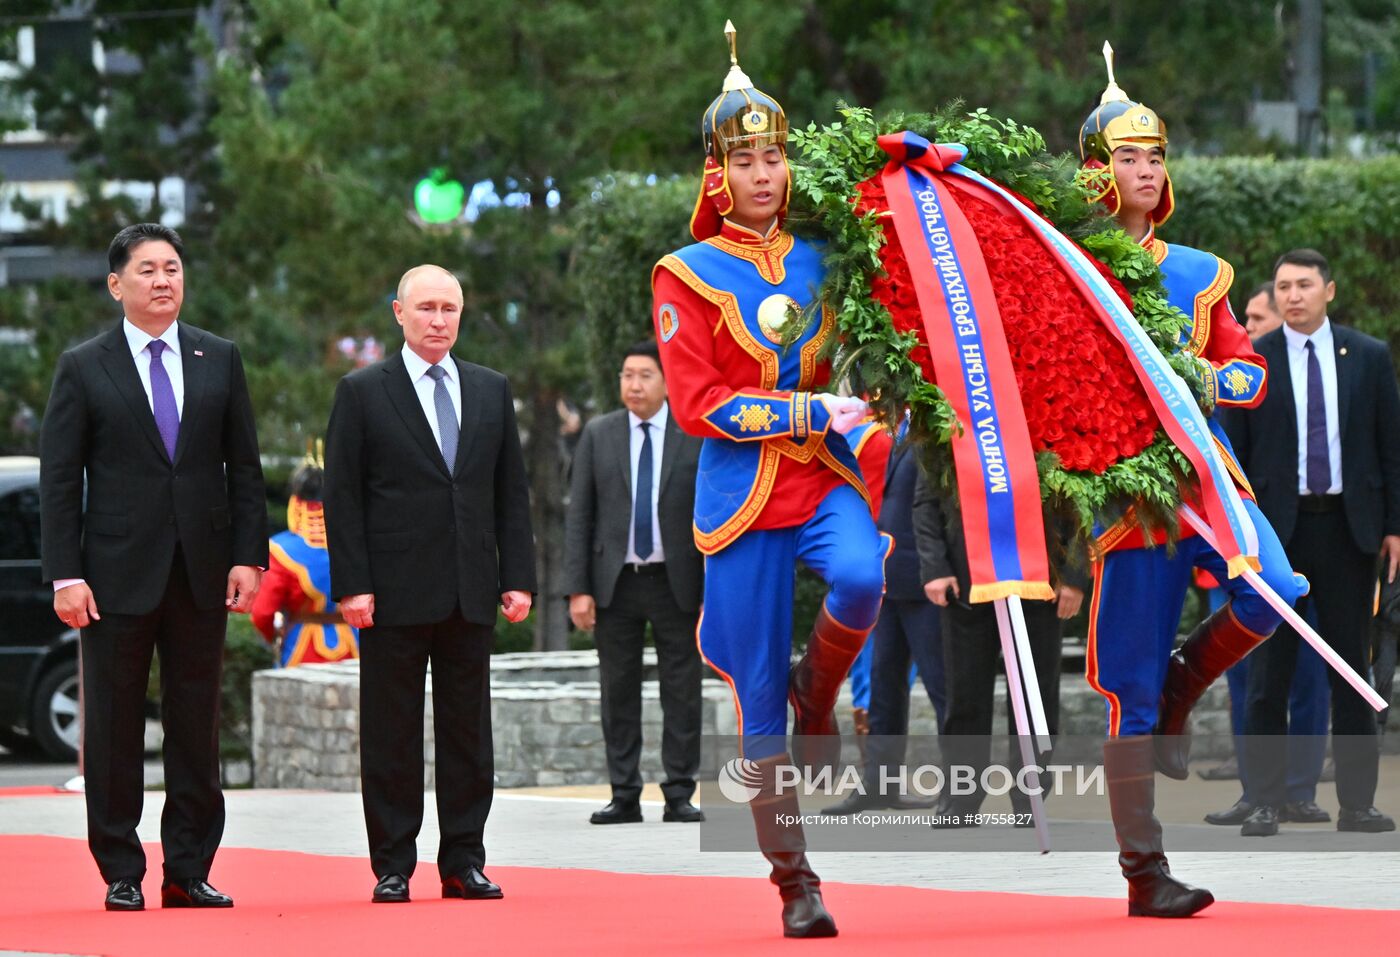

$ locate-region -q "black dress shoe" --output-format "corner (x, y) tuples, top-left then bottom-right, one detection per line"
(1337, 806), (1397, 833)
(821, 791), (936, 815)
(1240, 805), (1279, 837)
(929, 797), (981, 829)
(1279, 800), (1331, 824)
(589, 799), (642, 824)
(442, 866), (503, 900)
(820, 791), (881, 815)
(662, 799), (705, 822)
(105, 878), (144, 912)
(372, 873), (411, 903)
(161, 879), (233, 908)
(1204, 799), (1254, 826)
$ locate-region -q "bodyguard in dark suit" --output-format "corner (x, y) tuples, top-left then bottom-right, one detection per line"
(563, 341), (705, 825)
(912, 471), (1086, 821)
(324, 265), (536, 903)
(1223, 249), (1400, 835)
(40, 224), (267, 911)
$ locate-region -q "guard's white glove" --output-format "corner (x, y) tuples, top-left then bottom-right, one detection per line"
(818, 395), (870, 435)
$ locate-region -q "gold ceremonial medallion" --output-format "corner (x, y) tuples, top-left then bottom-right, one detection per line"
(756, 294), (799, 343)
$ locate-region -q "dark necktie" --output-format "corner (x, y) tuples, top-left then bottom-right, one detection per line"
(634, 421), (654, 561)
(426, 365), (459, 473)
(1304, 340), (1330, 494)
(147, 339), (179, 461)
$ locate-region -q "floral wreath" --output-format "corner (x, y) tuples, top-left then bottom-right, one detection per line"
(785, 105), (1212, 557)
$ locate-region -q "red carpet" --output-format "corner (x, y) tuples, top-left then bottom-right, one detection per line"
(0, 786), (81, 797)
(0, 836), (1394, 955)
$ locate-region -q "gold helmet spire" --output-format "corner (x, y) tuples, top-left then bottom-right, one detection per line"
(1099, 42), (1129, 105)
(722, 20), (752, 92)
(1079, 41), (1167, 164)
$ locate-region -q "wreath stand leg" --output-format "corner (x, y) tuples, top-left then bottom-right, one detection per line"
(994, 597), (1051, 853)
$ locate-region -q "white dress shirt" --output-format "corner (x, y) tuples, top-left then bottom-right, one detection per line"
(1283, 317), (1343, 494)
(55, 319), (185, 593)
(625, 403), (668, 565)
(124, 317), (184, 417)
(401, 346), (461, 453)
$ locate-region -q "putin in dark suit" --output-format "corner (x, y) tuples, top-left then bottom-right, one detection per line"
(1224, 248), (1400, 836)
(324, 264), (536, 904)
(563, 341), (705, 825)
(40, 223), (268, 911)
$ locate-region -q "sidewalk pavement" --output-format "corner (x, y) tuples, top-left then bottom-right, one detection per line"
(1, 778), (1397, 911)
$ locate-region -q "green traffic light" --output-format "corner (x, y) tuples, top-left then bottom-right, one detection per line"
(414, 168), (466, 223)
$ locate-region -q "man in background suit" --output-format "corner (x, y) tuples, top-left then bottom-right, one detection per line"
(912, 471), (1086, 823)
(1226, 248), (1400, 836)
(1203, 283), (1330, 826)
(324, 264), (536, 903)
(563, 340), (705, 825)
(40, 223), (267, 911)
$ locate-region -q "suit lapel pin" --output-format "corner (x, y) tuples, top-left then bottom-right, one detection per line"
(1339, 347), (1347, 356)
(194, 349), (204, 357)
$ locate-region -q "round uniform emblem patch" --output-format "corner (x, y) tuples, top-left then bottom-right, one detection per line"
(756, 294), (799, 344)
(741, 110), (770, 134)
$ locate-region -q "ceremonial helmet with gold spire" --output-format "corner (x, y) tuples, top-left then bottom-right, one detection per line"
(286, 439), (327, 548)
(1079, 42), (1174, 225)
(690, 20), (790, 241)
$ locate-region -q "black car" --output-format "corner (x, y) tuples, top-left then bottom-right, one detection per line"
(0, 456), (81, 761)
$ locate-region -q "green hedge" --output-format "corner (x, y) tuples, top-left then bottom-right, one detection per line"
(1168, 155), (1400, 353)
(571, 174), (695, 411)
(572, 155), (1400, 374)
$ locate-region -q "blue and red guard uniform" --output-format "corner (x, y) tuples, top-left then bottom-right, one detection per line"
(1087, 232), (1302, 737)
(252, 522), (359, 668)
(653, 220), (888, 759)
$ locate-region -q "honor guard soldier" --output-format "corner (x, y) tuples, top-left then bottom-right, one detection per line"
(251, 445), (359, 667)
(651, 22), (888, 939)
(1079, 44), (1303, 918)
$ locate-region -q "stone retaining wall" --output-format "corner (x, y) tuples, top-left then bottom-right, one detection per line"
(252, 649), (1397, 791)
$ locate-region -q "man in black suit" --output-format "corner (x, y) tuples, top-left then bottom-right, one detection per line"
(324, 264), (536, 903)
(40, 223), (267, 911)
(911, 471), (1086, 823)
(563, 340), (705, 825)
(1225, 248), (1400, 836)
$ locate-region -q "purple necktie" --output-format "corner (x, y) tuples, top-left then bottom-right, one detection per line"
(147, 339), (179, 461)
(1304, 340), (1330, 494)
(634, 421), (653, 560)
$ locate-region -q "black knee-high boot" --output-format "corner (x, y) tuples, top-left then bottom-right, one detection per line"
(1104, 736), (1214, 918)
(749, 754), (837, 938)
